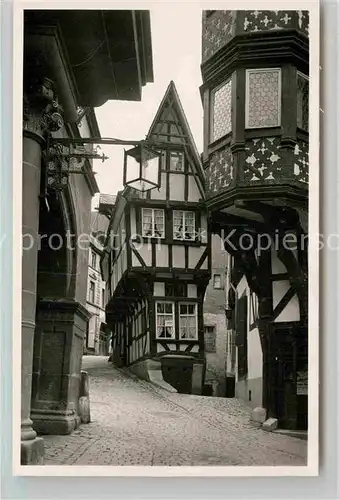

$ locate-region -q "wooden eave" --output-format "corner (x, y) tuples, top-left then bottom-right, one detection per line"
(24, 10), (154, 108)
(199, 29), (309, 98)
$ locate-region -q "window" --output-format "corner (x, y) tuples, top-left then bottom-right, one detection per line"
(179, 303), (198, 340)
(156, 302), (175, 339)
(91, 251), (97, 269)
(102, 289), (105, 308)
(165, 283), (187, 297)
(142, 208), (165, 238)
(297, 72), (309, 131)
(169, 152), (184, 172)
(210, 79), (232, 142)
(89, 281), (95, 303)
(173, 210), (195, 240)
(204, 325), (216, 352)
(213, 274), (222, 289)
(246, 68), (281, 129)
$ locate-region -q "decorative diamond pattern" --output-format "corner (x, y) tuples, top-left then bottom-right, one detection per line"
(297, 11), (309, 36)
(211, 80), (232, 142)
(297, 73), (309, 131)
(247, 69), (280, 128)
(243, 10), (309, 36)
(205, 147), (233, 196)
(293, 141), (308, 183)
(244, 138), (283, 182)
(202, 10), (236, 62)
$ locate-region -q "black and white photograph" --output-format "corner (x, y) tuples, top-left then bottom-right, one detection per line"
(14, 1), (319, 474)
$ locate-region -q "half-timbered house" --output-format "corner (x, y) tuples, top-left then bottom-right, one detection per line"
(101, 82), (211, 394)
(201, 10), (309, 430)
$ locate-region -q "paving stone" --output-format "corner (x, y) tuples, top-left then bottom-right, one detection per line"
(263, 418), (279, 432)
(42, 356), (307, 467)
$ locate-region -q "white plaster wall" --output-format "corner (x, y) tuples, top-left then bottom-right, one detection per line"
(247, 327), (262, 380)
(204, 312), (228, 395)
(137, 244), (153, 266)
(156, 245), (169, 267)
(172, 245), (185, 267)
(189, 246), (204, 268)
(237, 276), (247, 296)
(151, 173), (167, 200)
(272, 280), (300, 322)
(169, 173), (185, 200)
(188, 175), (200, 202)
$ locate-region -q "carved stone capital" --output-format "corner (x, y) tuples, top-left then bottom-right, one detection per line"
(23, 77), (64, 142)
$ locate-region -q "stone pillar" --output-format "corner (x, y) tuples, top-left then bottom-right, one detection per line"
(21, 130), (45, 465)
(31, 299), (90, 435)
(21, 78), (63, 464)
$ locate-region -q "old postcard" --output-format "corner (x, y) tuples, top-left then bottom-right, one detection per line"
(13, 0), (319, 476)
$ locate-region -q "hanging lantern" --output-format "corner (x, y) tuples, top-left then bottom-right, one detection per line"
(123, 142), (161, 192)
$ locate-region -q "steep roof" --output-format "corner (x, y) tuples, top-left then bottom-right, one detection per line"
(146, 81), (204, 183)
(97, 193), (117, 219)
(90, 211), (110, 234)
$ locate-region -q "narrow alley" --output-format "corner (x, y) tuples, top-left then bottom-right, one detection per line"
(42, 356), (307, 467)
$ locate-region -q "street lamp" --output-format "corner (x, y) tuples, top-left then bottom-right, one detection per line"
(45, 136), (161, 193)
(123, 142), (161, 192)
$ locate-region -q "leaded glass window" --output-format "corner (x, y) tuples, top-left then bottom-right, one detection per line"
(179, 303), (198, 340)
(210, 79), (232, 142)
(246, 68), (281, 128)
(169, 152), (184, 171)
(297, 72), (309, 131)
(156, 302), (175, 339)
(173, 210), (195, 240)
(142, 208), (165, 238)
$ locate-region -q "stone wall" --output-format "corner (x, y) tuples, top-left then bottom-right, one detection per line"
(203, 234), (228, 396)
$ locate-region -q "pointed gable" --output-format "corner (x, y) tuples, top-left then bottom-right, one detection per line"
(146, 81), (205, 184)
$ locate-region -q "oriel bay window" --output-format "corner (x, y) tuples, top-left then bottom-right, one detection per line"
(245, 68), (281, 129)
(173, 210), (195, 240)
(210, 78), (232, 143)
(156, 302), (175, 339)
(169, 151), (184, 171)
(142, 208), (165, 238)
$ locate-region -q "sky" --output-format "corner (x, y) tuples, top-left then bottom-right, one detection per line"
(92, 4), (203, 208)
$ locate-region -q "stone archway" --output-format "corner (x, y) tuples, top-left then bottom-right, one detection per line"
(36, 189), (77, 301)
(31, 187), (90, 436)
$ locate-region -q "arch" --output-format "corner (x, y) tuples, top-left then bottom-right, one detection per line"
(37, 188), (77, 300)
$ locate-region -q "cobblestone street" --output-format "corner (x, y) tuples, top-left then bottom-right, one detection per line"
(42, 356), (307, 466)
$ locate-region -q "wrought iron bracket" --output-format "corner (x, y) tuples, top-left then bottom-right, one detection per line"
(44, 136), (142, 193)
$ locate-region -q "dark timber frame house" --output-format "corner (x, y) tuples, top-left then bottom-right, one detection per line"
(201, 10), (309, 430)
(101, 82), (211, 394)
